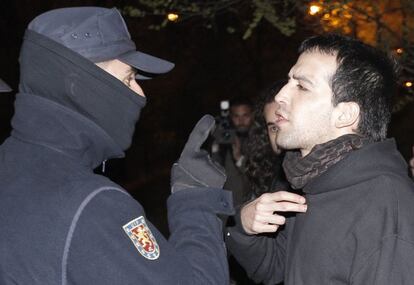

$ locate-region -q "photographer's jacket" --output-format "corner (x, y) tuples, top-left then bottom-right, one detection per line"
(226, 139), (414, 285)
(0, 30), (233, 284)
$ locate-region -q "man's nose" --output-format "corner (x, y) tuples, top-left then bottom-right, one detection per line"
(130, 79), (146, 97)
(274, 84), (288, 105)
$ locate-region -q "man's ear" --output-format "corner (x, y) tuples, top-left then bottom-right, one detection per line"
(333, 102), (360, 129)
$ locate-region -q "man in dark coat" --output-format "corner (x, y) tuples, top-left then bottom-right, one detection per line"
(226, 34), (414, 284)
(0, 7), (233, 284)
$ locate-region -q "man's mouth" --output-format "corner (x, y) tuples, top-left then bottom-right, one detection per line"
(275, 113), (288, 126)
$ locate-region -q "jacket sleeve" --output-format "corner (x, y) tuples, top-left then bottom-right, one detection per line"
(65, 186), (233, 285)
(351, 235), (414, 285)
(167, 187), (234, 283)
(225, 208), (287, 285)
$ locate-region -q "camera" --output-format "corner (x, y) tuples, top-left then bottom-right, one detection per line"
(212, 100), (237, 145)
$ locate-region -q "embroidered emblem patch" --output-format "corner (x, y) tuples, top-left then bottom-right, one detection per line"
(123, 216), (160, 260)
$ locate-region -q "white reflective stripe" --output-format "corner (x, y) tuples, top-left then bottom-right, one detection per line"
(61, 186), (128, 285)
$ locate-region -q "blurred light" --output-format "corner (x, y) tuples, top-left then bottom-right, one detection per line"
(309, 4), (322, 15)
(405, 81), (412, 87)
(396, 48), (404, 54)
(323, 13), (330, 19)
(167, 13), (179, 22)
(343, 26), (352, 34)
(343, 11), (352, 19)
(331, 8), (340, 16)
(331, 19), (340, 27)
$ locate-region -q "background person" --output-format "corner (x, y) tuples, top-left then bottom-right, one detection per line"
(245, 81), (290, 199)
(228, 82), (290, 285)
(213, 96), (254, 207)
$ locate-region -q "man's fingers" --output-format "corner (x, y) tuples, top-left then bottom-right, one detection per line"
(256, 200), (307, 213)
(241, 192), (307, 234)
(255, 199), (303, 213)
(250, 223), (279, 234)
(251, 192), (308, 214)
(273, 201), (307, 213)
(256, 213), (286, 225)
(261, 191), (306, 204)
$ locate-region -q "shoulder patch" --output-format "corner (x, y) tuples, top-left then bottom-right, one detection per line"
(123, 216), (160, 260)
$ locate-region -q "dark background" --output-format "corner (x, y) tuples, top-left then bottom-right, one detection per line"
(0, 0), (413, 235)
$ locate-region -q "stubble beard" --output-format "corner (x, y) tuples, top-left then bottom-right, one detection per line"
(275, 128), (302, 151)
(276, 112), (334, 154)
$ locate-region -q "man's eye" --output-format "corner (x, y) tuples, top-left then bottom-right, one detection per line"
(123, 78), (131, 87)
(123, 75), (135, 87)
(268, 125), (278, 133)
(297, 84), (307, 91)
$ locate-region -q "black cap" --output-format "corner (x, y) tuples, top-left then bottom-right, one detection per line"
(0, 78), (11, 92)
(28, 7), (174, 79)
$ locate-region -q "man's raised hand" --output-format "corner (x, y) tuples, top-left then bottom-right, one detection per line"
(240, 191), (307, 234)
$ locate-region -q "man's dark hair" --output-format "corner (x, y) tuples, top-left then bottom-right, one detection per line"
(299, 34), (398, 141)
(229, 96), (253, 109)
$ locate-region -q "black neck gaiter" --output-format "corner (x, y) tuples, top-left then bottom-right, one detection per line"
(19, 30), (146, 153)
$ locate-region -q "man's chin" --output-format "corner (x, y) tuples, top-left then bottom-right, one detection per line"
(276, 136), (297, 151)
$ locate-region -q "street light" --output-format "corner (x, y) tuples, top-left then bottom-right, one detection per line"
(309, 4), (322, 15)
(167, 13), (179, 22)
(404, 81), (412, 88)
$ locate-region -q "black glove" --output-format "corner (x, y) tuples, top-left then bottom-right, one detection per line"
(171, 115), (226, 193)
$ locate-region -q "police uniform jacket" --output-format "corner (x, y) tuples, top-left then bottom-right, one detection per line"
(0, 30), (233, 284)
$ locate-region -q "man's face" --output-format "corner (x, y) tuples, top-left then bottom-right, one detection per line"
(263, 101), (282, 155)
(96, 59), (145, 97)
(230, 104), (253, 134)
(274, 50), (340, 156)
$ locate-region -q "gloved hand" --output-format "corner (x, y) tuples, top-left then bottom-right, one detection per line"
(171, 115), (226, 193)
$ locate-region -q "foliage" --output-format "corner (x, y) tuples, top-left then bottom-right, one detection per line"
(303, 0), (414, 111)
(122, 0), (297, 38)
(122, 0), (414, 111)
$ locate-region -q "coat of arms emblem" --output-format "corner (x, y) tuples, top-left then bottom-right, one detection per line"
(123, 216), (160, 260)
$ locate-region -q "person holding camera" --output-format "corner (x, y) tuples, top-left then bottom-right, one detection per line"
(212, 97), (254, 207)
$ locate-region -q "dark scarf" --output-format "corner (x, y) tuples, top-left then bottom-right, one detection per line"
(283, 134), (370, 189)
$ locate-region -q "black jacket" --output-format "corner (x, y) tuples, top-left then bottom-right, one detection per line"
(226, 139), (414, 285)
(0, 30), (233, 284)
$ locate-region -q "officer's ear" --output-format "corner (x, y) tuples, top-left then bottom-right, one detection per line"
(333, 102), (360, 129)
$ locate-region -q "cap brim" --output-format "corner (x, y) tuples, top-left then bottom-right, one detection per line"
(0, 78), (12, 92)
(118, 50), (174, 80)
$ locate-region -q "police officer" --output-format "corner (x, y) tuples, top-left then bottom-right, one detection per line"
(0, 7), (233, 284)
